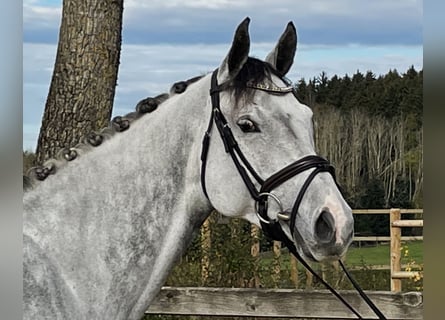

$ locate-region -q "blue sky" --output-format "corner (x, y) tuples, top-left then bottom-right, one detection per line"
(23, 0), (423, 150)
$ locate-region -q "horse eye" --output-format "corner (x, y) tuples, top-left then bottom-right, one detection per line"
(237, 118), (260, 133)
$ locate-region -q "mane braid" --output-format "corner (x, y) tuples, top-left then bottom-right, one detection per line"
(24, 93), (169, 190)
(170, 75), (205, 94)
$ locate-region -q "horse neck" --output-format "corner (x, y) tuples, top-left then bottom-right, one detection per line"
(23, 76), (213, 319)
(25, 77), (212, 221)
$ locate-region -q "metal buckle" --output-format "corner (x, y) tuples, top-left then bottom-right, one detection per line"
(255, 192), (290, 224)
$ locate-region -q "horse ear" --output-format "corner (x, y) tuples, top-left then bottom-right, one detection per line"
(217, 17), (251, 83)
(265, 22), (297, 76)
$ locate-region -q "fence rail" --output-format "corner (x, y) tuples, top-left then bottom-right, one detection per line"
(146, 209), (423, 318)
(146, 287), (423, 319)
(353, 236), (423, 242)
(352, 209), (423, 214)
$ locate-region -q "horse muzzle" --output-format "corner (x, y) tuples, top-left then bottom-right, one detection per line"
(293, 206), (354, 261)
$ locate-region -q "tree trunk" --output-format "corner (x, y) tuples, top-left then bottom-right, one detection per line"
(36, 0), (124, 164)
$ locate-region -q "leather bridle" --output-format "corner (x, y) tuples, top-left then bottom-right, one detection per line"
(199, 68), (387, 320)
(201, 69), (336, 233)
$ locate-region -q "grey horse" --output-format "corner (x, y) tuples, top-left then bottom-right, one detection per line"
(24, 18), (354, 319)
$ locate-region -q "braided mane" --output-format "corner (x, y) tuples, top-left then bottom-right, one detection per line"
(23, 59), (274, 191)
(24, 92), (170, 190)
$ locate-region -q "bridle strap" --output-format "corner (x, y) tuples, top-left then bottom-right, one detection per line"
(261, 155), (334, 192)
(289, 163), (334, 234)
(201, 70), (264, 201)
(261, 219), (386, 320)
(258, 155), (335, 228)
(272, 223), (364, 319)
(339, 259), (388, 319)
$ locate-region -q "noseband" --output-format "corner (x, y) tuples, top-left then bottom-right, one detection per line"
(200, 69), (336, 239)
(200, 68), (387, 320)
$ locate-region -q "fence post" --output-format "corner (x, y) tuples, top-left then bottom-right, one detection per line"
(306, 269), (313, 289)
(290, 254), (299, 288)
(390, 208), (402, 292)
(201, 218), (211, 285)
(272, 240), (281, 287)
(250, 224), (261, 288)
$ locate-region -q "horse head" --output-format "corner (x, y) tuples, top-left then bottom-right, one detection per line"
(202, 18), (354, 262)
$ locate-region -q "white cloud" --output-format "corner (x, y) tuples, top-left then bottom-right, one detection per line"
(23, 1), (61, 30)
(23, 40), (422, 150)
(123, 0), (422, 15)
(22, 0), (423, 150)
(121, 0), (422, 25)
(125, 0), (247, 10)
(24, 1), (422, 47)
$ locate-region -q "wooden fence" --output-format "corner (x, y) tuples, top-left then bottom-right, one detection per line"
(350, 209), (423, 292)
(388, 208), (423, 292)
(145, 208), (423, 318)
(146, 287), (423, 319)
(251, 208), (424, 292)
(201, 208), (424, 292)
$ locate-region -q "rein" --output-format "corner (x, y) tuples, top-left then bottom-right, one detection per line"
(200, 68), (387, 320)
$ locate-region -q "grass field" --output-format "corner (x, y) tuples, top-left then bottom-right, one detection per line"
(261, 240), (423, 269)
(257, 240), (423, 290)
(345, 240), (423, 267)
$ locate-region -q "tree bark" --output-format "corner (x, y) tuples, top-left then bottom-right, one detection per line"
(36, 0), (124, 163)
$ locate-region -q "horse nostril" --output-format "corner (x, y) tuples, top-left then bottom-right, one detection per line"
(315, 210), (336, 243)
(347, 228), (354, 241)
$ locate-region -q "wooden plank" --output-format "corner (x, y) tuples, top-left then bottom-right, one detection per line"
(272, 240), (281, 287)
(146, 287), (423, 319)
(392, 271), (422, 279)
(353, 236), (423, 242)
(349, 264), (422, 271)
(305, 269), (313, 289)
(390, 209), (402, 292)
(392, 220), (423, 228)
(352, 209), (423, 215)
(200, 218), (211, 285)
(354, 236), (391, 241)
(250, 224), (261, 288)
(290, 254), (299, 288)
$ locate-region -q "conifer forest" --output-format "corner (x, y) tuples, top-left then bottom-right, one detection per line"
(295, 66), (422, 235)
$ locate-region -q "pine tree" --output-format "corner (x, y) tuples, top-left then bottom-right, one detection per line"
(315, 71), (329, 104)
(295, 78), (309, 104)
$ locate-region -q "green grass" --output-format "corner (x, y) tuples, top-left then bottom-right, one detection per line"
(259, 240), (423, 270)
(254, 240), (424, 291)
(345, 240), (423, 268)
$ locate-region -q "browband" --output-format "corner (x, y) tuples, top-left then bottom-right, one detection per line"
(246, 82), (294, 93)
